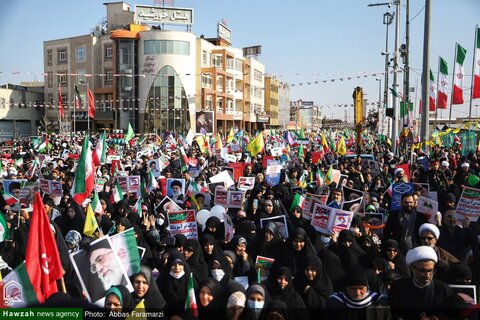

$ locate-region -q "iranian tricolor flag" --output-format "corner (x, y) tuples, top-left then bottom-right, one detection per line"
(473, 26), (480, 99)
(437, 57), (449, 109)
(110, 181), (124, 204)
(289, 192), (306, 211)
(185, 272), (198, 317)
(148, 170), (159, 191)
(92, 131), (107, 167)
(91, 190), (104, 215)
(452, 43), (467, 105)
(36, 136), (51, 153)
(429, 69), (436, 112)
(110, 228), (141, 276)
(133, 197), (142, 218)
(1, 191), (18, 206)
(0, 212), (9, 242)
(71, 135), (95, 205)
(0, 262), (38, 308)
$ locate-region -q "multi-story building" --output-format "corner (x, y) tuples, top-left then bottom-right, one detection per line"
(42, 2), (274, 134)
(290, 100), (322, 131)
(264, 76), (279, 128)
(0, 83), (44, 139)
(278, 82), (291, 128)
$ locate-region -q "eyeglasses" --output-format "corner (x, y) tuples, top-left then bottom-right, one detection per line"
(90, 250), (113, 273)
(420, 236), (435, 241)
(412, 266), (435, 274)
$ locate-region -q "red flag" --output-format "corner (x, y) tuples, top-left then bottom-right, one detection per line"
(88, 89), (95, 119)
(58, 84), (65, 119)
(25, 193), (63, 302)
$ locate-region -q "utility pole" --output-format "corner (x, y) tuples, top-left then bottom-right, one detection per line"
(403, 0), (410, 126)
(420, 0), (431, 145)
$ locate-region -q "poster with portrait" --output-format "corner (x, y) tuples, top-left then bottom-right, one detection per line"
(39, 179), (63, 197)
(156, 196), (182, 214)
(69, 236), (133, 305)
(227, 190), (244, 208)
(3, 179), (36, 211)
(260, 215), (289, 240)
(127, 175), (141, 193)
(148, 159), (161, 178)
(117, 176), (129, 193)
(341, 197), (363, 214)
(195, 111), (214, 134)
(166, 178), (186, 205)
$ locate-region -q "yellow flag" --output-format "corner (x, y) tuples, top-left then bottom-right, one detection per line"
(247, 133), (264, 157)
(321, 134), (328, 149)
(337, 137), (347, 156)
(445, 128), (453, 133)
(83, 204), (98, 237)
(127, 299), (147, 320)
(453, 127), (462, 134)
(215, 133), (223, 149)
(227, 127), (234, 143)
(324, 166), (334, 185)
(463, 122), (471, 130)
(195, 136), (206, 153)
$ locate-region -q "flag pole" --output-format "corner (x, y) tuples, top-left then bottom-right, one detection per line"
(87, 82), (90, 134)
(448, 44), (458, 124)
(60, 276), (66, 293)
(435, 57), (441, 129)
(469, 25), (478, 121)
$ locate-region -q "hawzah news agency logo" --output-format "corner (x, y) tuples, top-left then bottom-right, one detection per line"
(1, 280), (23, 307)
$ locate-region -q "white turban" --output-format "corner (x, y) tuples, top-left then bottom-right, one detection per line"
(394, 168), (404, 175)
(406, 246), (438, 265)
(419, 223), (440, 240)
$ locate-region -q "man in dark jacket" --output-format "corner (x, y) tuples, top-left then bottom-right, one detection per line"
(389, 246), (453, 320)
(384, 193), (428, 255)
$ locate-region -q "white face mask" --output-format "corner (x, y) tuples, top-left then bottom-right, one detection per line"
(156, 218), (165, 226)
(211, 269), (225, 282)
(169, 270), (185, 279)
(247, 299), (264, 310)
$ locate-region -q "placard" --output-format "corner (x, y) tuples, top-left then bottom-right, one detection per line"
(227, 190), (244, 208)
(167, 209), (198, 239)
(260, 215), (289, 240)
(237, 176), (255, 191)
(214, 186), (228, 207)
(456, 186), (480, 222)
(311, 203), (333, 234)
(391, 182), (414, 212)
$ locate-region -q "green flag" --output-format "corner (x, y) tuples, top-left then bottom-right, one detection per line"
(125, 123), (134, 142)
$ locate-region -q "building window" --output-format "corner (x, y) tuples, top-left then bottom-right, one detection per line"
(226, 57), (234, 70)
(202, 50), (208, 65)
(58, 49), (67, 63)
(201, 74), (212, 89)
(217, 99), (223, 113)
(58, 72), (68, 86)
(105, 45), (113, 59)
(47, 74), (53, 88)
(105, 69), (113, 84)
(47, 50), (53, 65)
(212, 55), (223, 68)
(235, 58), (243, 71)
(76, 46), (86, 62)
(144, 40), (190, 55)
(254, 70), (262, 82)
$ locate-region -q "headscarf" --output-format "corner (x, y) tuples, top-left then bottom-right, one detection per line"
(184, 238), (208, 283)
(65, 230), (82, 252)
(157, 251), (192, 309)
(268, 267), (308, 313)
(105, 285), (135, 313)
(131, 265), (166, 310)
(293, 255), (333, 308)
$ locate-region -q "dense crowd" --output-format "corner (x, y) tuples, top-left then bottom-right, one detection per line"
(0, 130), (479, 320)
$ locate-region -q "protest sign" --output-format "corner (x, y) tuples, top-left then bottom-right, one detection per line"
(167, 209), (198, 239)
(210, 170), (235, 189)
(228, 162), (245, 181)
(330, 209), (354, 233)
(310, 203), (333, 234)
(255, 256), (275, 270)
(214, 186), (229, 207)
(95, 177), (107, 192)
(416, 196), (439, 218)
(456, 186), (480, 222)
(237, 176), (255, 191)
(265, 160), (282, 187)
(391, 183), (413, 212)
(227, 190), (244, 208)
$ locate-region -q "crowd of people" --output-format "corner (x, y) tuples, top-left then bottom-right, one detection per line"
(0, 129), (480, 320)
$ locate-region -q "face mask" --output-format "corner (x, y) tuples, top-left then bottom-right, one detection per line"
(373, 203), (379, 209)
(169, 270), (185, 279)
(247, 299), (264, 310)
(156, 218), (165, 226)
(320, 235), (331, 246)
(211, 269), (225, 281)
